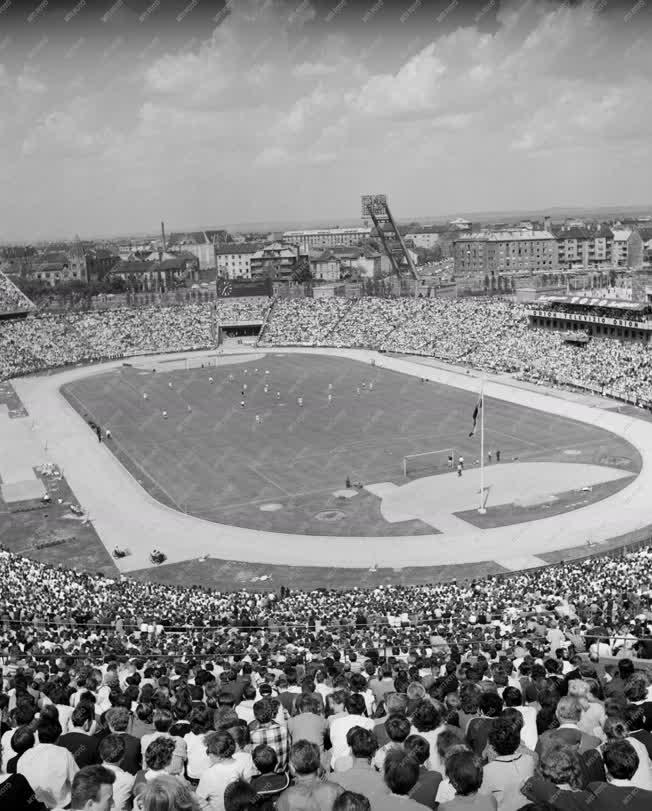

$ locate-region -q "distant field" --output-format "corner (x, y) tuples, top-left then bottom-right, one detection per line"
(61, 353), (639, 538)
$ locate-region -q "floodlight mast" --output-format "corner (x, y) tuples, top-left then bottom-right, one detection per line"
(361, 195), (420, 296)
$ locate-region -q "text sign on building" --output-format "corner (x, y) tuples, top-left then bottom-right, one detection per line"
(531, 309), (651, 330)
(361, 194), (389, 220)
(216, 278), (272, 297)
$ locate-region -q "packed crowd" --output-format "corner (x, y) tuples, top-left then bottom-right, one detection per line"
(0, 271), (34, 315)
(0, 299), (268, 380)
(260, 298), (652, 405)
(1, 544), (651, 810)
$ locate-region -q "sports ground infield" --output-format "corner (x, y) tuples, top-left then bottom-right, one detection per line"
(4, 346), (652, 589)
(60, 353), (639, 538)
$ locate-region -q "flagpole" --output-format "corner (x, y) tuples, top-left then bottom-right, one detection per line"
(478, 379), (486, 514)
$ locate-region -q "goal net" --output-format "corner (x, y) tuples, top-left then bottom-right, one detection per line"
(403, 448), (455, 478)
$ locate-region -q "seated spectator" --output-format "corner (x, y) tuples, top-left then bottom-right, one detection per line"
(103, 706), (141, 775)
(58, 704), (100, 767)
(249, 698), (290, 773)
(133, 737), (181, 797)
(404, 733), (443, 808)
(287, 694), (328, 755)
(7, 726), (35, 773)
(524, 739), (652, 810)
(373, 692), (408, 748)
(411, 700), (448, 772)
(439, 750), (496, 810)
(567, 680), (605, 738)
(130, 703), (156, 740)
(249, 744), (289, 808)
(0, 746), (46, 811)
(98, 734), (135, 811)
(372, 714), (411, 772)
(466, 693), (504, 757)
(329, 694), (375, 770)
(623, 703), (652, 758)
(480, 717), (534, 810)
(67, 765), (116, 811)
(196, 731), (244, 811)
(333, 726), (387, 801)
(17, 716), (79, 809)
(140, 708), (187, 776)
(277, 740), (342, 811)
(600, 717), (652, 790)
(373, 749), (430, 810)
(185, 706), (213, 783)
(501, 687), (537, 751)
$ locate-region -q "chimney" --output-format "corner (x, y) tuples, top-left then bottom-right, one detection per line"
(161, 221), (166, 252)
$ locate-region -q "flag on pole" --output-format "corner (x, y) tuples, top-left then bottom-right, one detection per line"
(469, 392), (483, 437)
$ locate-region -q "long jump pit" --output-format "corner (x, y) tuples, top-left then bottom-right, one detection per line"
(9, 346), (652, 579)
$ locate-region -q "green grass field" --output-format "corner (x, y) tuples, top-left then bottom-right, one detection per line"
(61, 353), (639, 538)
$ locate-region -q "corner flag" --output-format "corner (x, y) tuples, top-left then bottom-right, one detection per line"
(469, 393), (483, 437)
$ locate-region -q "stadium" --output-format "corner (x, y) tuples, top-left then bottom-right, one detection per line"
(1, 280), (652, 810)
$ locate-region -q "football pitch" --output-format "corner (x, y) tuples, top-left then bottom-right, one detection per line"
(61, 353), (638, 538)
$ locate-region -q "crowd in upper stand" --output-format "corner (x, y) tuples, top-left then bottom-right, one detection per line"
(0, 271), (34, 314)
(1, 296), (649, 405)
(1, 544), (651, 810)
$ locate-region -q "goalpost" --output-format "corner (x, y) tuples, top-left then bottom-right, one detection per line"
(403, 448), (455, 478)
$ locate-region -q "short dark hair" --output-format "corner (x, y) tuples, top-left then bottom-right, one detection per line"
(603, 739), (640, 781)
(224, 777), (258, 811)
(347, 726), (377, 759)
(488, 717), (520, 756)
(333, 791), (371, 811)
(36, 718), (62, 744)
(252, 744), (277, 774)
(403, 735), (430, 766)
(385, 715), (411, 743)
(153, 708), (173, 732)
(189, 706), (212, 734)
(478, 692), (503, 717)
(253, 698), (274, 724)
(290, 740), (321, 775)
(205, 731), (236, 758)
(502, 687), (523, 708)
(70, 765), (115, 810)
(446, 750), (483, 795)
(98, 734), (126, 765)
(411, 700), (441, 732)
(10, 726), (35, 756)
(71, 704), (93, 728)
(144, 736), (176, 771)
(383, 750), (420, 795)
(345, 694), (366, 716)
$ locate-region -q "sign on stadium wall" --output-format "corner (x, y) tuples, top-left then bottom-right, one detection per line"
(530, 309), (651, 330)
(216, 278), (272, 297)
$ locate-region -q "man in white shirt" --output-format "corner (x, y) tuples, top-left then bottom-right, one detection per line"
(329, 694), (375, 769)
(18, 717), (79, 809)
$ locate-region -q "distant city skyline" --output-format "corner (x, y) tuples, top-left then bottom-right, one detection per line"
(1, 0), (651, 241)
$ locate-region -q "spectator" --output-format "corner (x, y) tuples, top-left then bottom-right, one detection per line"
(249, 699), (290, 773)
(333, 726), (387, 801)
(58, 704), (100, 767)
(480, 717), (534, 810)
(67, 765), (116, 811)
(17, 717), (79, 809)
(373, 749), (428, 810)
(276, 740), (342, 811)
(439, 750), (496, 811)
(98, 734), (135, 811)
(404, 733), (443, 808)
(136, 774), (200, 811)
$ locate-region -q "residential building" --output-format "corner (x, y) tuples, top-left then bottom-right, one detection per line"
(454, 229), (557, 275)
(404, 229), (444, 249)
(639, 228), (652, 263)
(327, 246), (384, 278)
(556, 226), (613, 270)
(215, 243), (265, 280)
(26, 242), (88, 287)
(282, 227), (371, 249)
(166, 231), (230, 269)
(250, 242), (308, 281)
(109, 256), (199, 291)
(85, 249), (119, 282)
(310, 250), (341, 281)
(611, 229), (644, 269)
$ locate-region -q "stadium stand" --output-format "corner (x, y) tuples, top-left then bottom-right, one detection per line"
(0, 271), (35, 317)
(1, 296), (652, 809)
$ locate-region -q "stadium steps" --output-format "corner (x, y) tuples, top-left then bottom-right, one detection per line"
(318, 298), (356, 343)
(255, 298), (277, 346)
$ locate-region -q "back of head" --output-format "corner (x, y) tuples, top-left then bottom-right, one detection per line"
(347, 726), (378, 760)
(153, 708), (173, 733)
(253, 698), (274, 725)
(539, 742), (584, 790)
(224, 777), (258, 811)
(333, 791), (371, 811)
(383, 750), (420, 796)
(345, 693), (367, 717)
(385, 714), (411, 743)
(603, 739), (639, 781)
(37, 717), (62, 744)
(445, 750), (483, 796)
(290, 740), (321, 776)
(138, 774), (200, 811)
(385, 692), (408, 717)
(555, 697), (581, 724)
(70, 766), (116, 811)
(403, 734), (430, 766)
(488, 717), (520, 756)
(252, 744), (278, 775)
(98, 734), (126, 766)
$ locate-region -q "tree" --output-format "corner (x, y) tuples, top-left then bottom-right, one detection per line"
(292, 258), (312, 283)
(609, 268), (617, 287)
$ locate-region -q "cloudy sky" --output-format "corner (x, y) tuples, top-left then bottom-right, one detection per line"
(1, 0), (650, 241)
